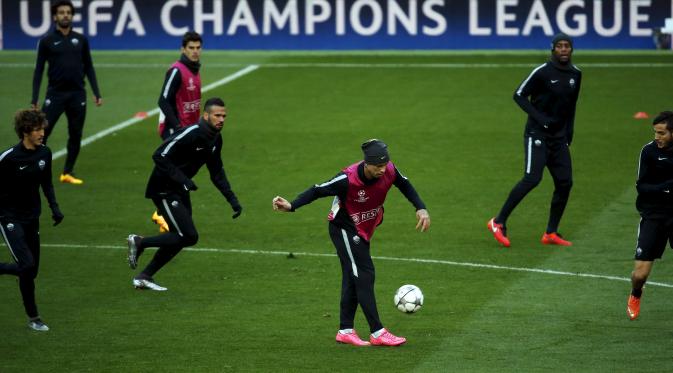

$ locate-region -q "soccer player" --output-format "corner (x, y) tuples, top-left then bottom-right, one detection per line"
(152, 31), (203, 232)
(31, 0), (103, 185)
(487, 33), (582, 247)
(126, 97), (242, 291)
(0, 109), (64, 331)
(272, 139), (431, 346)
(627, 111), (673, 320)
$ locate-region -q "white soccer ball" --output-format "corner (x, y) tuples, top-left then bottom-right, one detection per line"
(394, 284), (423, 313)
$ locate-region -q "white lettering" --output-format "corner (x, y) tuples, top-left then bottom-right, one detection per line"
(594, 0), (622, 37)
(305, 0), (331, 35)
(522, 0), (553, 36)
(336, 0), (346, 35)
(388, 0), (416, 35)
(496, 0), (519, 36)
(227, 0), (259, 35)
(469, 0), (491, 36)
(161, 0), (189, 36)
(263, 0), (299, 35)
(556, 0), (586, 36)
(422, 0), (446, 36)
(350, 0), (382, 36)
(630, 0), (651, 36)
(195, 0), (223, 35)
(113, 0), (145, 36)
(72, 0), (84, 34)
(20, 0), (50, 37)
(88, 0), (113, 36)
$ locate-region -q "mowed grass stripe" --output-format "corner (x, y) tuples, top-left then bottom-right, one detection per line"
(3, 62), (673, 69)
(39, 243), (673, 289)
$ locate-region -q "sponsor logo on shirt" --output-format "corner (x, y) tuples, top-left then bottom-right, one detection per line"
(182, 100), (200, 113)
(350, 207), (381, 225)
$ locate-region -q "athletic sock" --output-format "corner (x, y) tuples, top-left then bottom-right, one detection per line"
(371, 328), (385, 338)
(631, 288), (642, 298)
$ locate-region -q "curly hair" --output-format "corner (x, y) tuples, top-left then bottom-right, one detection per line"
(14, 109), (47, 139)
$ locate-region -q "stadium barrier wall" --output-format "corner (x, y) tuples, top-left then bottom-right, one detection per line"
(2, 0), (672, 50)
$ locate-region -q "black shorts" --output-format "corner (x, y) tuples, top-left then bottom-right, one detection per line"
(635, 217), (673, 261)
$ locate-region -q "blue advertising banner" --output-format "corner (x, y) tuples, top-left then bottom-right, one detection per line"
(1, 0), (672, 50)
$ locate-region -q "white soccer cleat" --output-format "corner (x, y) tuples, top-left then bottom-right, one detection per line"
(28, 319), (50, 332)
(132, 277), (167, 291)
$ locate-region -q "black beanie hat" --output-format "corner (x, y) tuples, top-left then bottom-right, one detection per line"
(362, 139), (390, 164)
(551, 33), (573, 51)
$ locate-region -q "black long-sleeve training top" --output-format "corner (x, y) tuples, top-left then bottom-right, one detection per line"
(290, 162), (426, 231)
(0, 143), (58, 222)
(145, 119), (239, 207)
(31, 28), (101, 104)
(158, 54), (201, 134)
(636, 141), (673, 217)
(514, 58), (582, 145)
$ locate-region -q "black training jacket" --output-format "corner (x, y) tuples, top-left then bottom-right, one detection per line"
(513, 59), (582, 145)
(636, 141), (673, 217)
(31, 28), (101, 104)
(145, 119), (239, 207)
(0, 143), (58, 222)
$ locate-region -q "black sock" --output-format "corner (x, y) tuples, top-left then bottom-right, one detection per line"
(631, 288), (642, 298)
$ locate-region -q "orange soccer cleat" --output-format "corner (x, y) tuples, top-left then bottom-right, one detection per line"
(487, 218), (510, 247)
(541, 232), (572, 246)
(627, 294), (641, 320)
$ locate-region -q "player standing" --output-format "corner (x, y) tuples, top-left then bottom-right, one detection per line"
(31, 0), (103, 185)
(152, 31), (203, 232)
(488, 33), (582, 247)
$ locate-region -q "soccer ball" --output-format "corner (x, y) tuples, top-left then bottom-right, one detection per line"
(394, 284), (423, 313)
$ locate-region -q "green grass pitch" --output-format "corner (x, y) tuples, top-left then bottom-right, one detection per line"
(1, 50), (673, 371)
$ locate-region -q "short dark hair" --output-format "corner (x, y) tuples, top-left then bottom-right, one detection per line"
(51, 0), (74, 16)
(14, 109), (47, 139)
(653, 111), (673, 131)
(204, 97), (226, 113)
(182, 31), (202, 48)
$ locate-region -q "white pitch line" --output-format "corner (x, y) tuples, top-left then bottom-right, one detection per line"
(52, 64), (259, 160)
(40, 243), (673, 289)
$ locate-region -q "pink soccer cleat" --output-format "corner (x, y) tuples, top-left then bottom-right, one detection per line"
(369, 328), (406, 346)
(335, 330), (370, 346)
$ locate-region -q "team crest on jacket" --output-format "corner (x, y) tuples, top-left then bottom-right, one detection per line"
(38, 160), (46, 170)
(71, 38), (79, 46)
(352, 235), (361, 244)
(171, 200), (179, 208)
(355, 190), (369, 203)
(569, 78), (576, 88)
(6, 223), (14, 231)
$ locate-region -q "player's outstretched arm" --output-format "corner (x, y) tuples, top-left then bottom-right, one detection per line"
(272, 196), (292, 212)
(415, 209), (430, 232)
